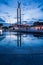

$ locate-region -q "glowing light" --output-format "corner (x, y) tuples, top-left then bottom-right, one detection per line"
(0, 29), (2, 34)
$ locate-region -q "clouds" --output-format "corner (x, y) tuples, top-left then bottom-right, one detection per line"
(0, 2), (17, 23)
(21, 0), (43, 22)
(0, 0), (43, 24)
(0, 0), (9, 5)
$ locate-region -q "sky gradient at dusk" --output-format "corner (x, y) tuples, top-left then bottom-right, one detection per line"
(0, 0), (43, 24)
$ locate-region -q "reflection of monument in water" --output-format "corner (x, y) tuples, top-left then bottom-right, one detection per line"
(17, 1), (21, 47)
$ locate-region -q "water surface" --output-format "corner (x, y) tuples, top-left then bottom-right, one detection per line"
(0, 32), (43, 54)
(0, 32), (43, 65)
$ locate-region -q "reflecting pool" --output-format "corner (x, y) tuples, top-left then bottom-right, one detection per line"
(0, 32), (43, 54)
(0, 32), (43, 65)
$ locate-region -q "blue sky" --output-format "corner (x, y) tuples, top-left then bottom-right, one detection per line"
(0, 0), (43, 24)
